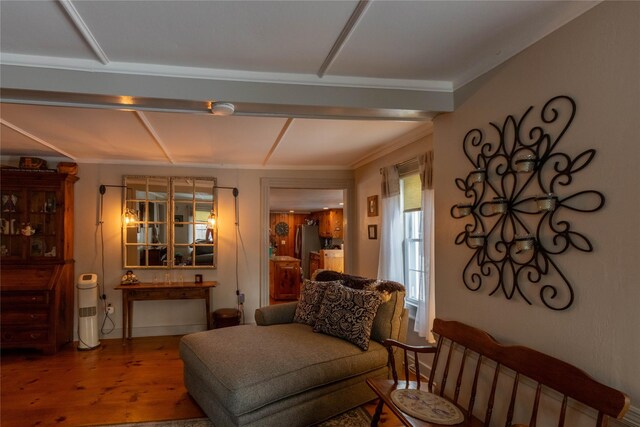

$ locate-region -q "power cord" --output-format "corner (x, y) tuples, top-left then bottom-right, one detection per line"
(230, 187), (245, 324)
(98, 186), (115, 336)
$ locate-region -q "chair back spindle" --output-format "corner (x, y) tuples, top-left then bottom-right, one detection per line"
(369, 319), (630, 427)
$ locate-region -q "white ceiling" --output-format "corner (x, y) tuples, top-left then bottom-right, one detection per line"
(0, 0), (598, 169)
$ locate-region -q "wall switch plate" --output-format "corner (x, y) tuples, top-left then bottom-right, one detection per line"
(106, 305), (115, 314)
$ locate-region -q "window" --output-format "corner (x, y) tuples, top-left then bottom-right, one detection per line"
(401, 173), (424, 305)
(123, 176), (217, 269)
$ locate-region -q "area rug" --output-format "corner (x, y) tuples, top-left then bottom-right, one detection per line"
(89, 406), (371, 427)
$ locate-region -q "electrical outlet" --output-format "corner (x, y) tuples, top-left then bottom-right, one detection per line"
(106, 304), (115, 314)
(238, 293), (245, 304)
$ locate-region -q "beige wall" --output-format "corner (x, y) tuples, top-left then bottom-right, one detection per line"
(74, 163), (351, 337)
(353, 135), (433, 278)
(434, 0), (639, 410)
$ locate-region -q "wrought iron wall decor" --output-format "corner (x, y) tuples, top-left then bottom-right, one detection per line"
(450, 95), (604, 311)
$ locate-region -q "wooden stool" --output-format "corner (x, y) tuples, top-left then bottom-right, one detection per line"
(212, 308), (241, 329)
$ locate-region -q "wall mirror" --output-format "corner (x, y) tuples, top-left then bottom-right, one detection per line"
(123, 176), (217, 269)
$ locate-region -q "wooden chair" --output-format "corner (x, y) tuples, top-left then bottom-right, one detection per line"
(366, 318), (630, 427)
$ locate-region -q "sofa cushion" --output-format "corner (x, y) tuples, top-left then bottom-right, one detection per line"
(313, 282), (383, 350)
(314, 270), (377, 290)
(179, 323), (387, 417)
(293, 279), (340, 326)
(369, 289), (406, 343)
(314, 271), (406, 344)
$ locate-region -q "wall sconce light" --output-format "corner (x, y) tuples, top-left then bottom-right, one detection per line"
(207, 211), (216, 228)
(515, 234), (536, 253)
(468, 233), (485, 248)
(468, 168), (486, 184)
(488, 197), (508, 215)
(535, 193), (557, 212)
(123, 207), (139, 227)
(514, 154), (537, 173)
(99, 184), (138, 227)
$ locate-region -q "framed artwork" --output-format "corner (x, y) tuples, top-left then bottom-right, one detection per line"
(367, 195), (378, 217)
(174, 214), (184, 227)
(368, 224), (377, 240)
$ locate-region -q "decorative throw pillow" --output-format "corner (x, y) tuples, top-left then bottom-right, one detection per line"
(293, 280), (341, 326)
(313, 282), (384, 350)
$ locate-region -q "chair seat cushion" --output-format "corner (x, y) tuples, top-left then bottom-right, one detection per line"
(180, 323), (387, 416)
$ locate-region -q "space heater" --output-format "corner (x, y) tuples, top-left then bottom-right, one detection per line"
(77, 273), (100, 350)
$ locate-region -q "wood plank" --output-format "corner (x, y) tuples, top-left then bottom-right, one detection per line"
(0, 336), (203, 426)
(1, 335), (405, 426)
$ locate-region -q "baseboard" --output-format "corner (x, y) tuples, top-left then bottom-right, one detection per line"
(98, 324), (208, 339)
(405, 354), (638, 427)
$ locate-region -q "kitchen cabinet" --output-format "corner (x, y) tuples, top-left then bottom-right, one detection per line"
(269, 256), (301, 300)
(0, 170), (78, 354)
(315, 209), (343, 239)
(309, 252), (320, 277)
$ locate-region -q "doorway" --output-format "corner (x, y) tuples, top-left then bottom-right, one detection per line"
(260, 177), (355, 307)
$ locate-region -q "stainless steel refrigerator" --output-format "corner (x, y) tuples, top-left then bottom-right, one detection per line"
(295, 224), (322, 279)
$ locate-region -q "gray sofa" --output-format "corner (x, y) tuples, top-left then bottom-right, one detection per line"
(179, 273), (408, 427)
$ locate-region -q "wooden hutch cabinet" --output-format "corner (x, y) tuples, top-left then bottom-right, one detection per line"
(0, 170), (78, 354)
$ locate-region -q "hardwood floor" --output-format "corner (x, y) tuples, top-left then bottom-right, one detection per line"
(1, 335), (404, 426)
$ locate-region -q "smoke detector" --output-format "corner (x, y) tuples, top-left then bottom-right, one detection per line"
(209, 101), (235, 116)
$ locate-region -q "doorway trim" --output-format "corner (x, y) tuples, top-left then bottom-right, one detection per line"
(260, 177), (355, 307)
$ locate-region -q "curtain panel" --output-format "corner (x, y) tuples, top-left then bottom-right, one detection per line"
(415, 151), (435, 342)
(377, 165), (403, 283)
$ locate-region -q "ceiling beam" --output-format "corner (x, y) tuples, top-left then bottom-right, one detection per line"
(317, 0), (371, 78)
(57, 0), (110, 65)
(263, 118), (294, 166)
(134, 111), (175, 164)
(0, 64), (453, 120)
(0, 118), (77, 160)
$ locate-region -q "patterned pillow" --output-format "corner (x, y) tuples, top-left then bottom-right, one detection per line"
(313, 282), (383, 350)
(293, 280), (341, 326)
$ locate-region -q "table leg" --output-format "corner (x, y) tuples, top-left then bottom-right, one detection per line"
(121, 291), (128, 342)
(128, 298), (133, 339)
(205, 289), (211, 330)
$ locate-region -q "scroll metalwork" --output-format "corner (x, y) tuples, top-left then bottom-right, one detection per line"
(450, 95), (604, 311)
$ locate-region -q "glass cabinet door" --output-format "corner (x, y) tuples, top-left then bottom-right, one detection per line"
(1, 188), (26, 260)
(1, 186), (62, 262)
(28, 190), (60, 259)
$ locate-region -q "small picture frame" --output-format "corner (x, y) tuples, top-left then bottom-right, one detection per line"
(367, 195), (379, 217)
(194, 274), (203, 283)
(368, 224), (378, 240)
(174, 215), (184, 227)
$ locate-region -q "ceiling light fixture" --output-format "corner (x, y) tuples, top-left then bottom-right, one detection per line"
(209, 101), (235, 116)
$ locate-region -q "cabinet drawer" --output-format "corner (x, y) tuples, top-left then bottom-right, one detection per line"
(127, 289), (204, 300)
(1, 309), (49, 326)
(1, 292), (49, 305)
(166, 289), (204, 299)
(1, 328), (49, 344)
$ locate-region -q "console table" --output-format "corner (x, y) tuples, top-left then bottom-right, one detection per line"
(115, 281), (218, 340)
